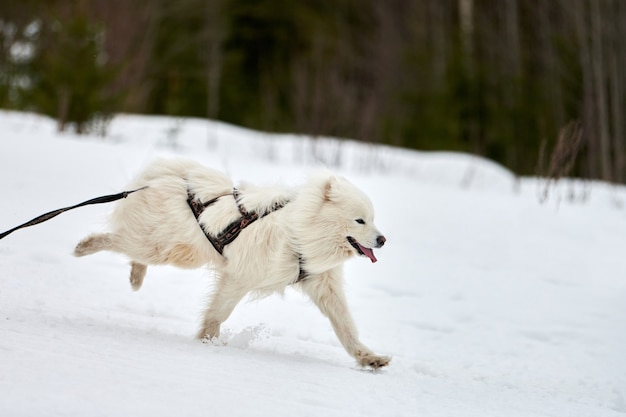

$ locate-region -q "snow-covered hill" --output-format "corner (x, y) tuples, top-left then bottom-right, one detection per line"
(1, 111), (625, 416)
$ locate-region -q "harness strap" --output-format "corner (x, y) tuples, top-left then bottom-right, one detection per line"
(186, 188), (308, 283)
(297, 257), (308, 283)
(187, 188), (287, 255)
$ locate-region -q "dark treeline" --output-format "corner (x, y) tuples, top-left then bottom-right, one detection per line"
(1, 0), (625, 182)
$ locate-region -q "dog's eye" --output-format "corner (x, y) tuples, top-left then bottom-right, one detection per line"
(355, 218), (365, 225)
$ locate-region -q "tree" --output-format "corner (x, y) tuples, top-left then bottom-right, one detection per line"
(26, 12), (117, 133)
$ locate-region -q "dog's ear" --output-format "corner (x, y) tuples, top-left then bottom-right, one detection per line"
(323, 176), (337, 202)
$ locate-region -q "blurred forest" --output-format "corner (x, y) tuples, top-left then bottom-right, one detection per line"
(1, 0), (626, 182)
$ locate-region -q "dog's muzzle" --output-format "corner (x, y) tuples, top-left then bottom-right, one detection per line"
(347, 236), (385, 263)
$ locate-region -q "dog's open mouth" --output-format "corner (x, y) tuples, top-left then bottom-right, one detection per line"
(347, 236), (377, 263)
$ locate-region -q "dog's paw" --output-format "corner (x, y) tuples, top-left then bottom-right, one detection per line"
(197, 330), (218, 341)
(197, 321), (221, 341)
(200, 335), (225, 346)
(356, 352), (392, 369)
(129, 262), (146, 291)
(198, 327), (224, 346)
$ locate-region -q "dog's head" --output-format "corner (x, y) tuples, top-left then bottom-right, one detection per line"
(281, 173), (385, 269)
(292, 172), (386, 270)
(319, 175), (385, 263)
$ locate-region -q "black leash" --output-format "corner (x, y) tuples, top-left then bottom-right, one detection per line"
(0, 186), (148, 240)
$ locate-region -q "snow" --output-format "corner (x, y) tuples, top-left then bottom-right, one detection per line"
(1, 110), (625, 417)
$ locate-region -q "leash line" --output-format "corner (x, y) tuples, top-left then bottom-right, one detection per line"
(0, 186), (148, 240)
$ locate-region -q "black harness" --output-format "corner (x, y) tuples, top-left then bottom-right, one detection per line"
(186, 188), (308, 283)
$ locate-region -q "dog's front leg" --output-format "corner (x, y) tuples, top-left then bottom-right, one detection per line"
(197, 273), (248, 341)
(300, 268), (391, 369)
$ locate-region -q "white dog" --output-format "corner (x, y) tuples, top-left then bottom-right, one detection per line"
(74, 159), (390, 368)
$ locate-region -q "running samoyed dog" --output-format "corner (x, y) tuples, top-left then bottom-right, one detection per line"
(74, 158), (390, 368)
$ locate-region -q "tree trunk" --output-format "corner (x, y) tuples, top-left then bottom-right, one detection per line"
(590, 0), (612, 181)
(609, 0), (625, 182)
(206, 0), (225, 121)
(57, 87), (70, 133)
(458, 0), (481, 154)
(573, 0), (596, 178)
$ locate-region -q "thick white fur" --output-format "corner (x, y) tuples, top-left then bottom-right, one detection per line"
(74, 158), (390, 368)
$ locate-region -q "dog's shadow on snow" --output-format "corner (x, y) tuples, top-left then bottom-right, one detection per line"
(199, 323), (385, 372)
(64, 315), (385, 372)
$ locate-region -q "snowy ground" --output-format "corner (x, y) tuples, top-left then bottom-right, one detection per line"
(1, 111), (625, 417)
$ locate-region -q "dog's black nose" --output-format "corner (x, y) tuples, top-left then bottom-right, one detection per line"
(376, 235), (386, 247)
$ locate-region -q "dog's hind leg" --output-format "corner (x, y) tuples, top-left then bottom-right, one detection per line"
(74, 233), (118, 257)
(75, 234), (148, 290)
(129, 261), (147, 291)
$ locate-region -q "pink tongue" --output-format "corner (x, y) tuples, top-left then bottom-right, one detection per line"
(359, 244), (377, 263)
